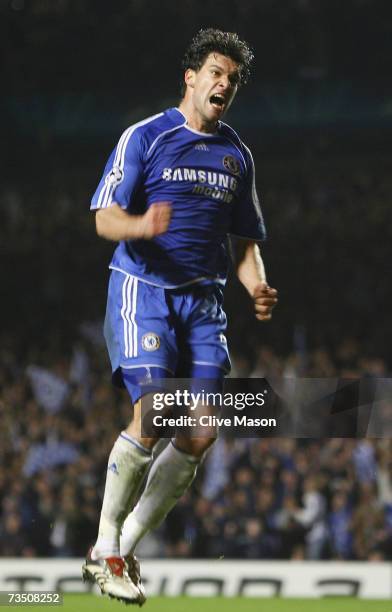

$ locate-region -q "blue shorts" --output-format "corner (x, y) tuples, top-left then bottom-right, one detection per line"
(104, 269), (231, 402)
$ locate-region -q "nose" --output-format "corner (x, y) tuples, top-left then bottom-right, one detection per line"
(218, 74), (230, 90)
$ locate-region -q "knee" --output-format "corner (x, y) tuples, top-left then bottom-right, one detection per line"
(125, 397), (160, 451)
(174, 436), (216, 458)
(124, 423), (159, 452)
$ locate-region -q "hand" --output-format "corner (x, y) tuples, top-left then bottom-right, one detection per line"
(252, 282), (278, 321)
(137, 202), (172, 239)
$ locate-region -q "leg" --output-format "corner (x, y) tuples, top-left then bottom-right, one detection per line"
(119, 283), (229, 555)
(92, 359), (172, 558)
(120, 401), (217, 556)
(84, 271), (177, 603)
(92, 397), (158, 560)
(84, 383), (161, 605)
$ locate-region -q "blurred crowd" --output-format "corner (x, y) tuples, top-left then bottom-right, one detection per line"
(1, 142), (392, 562)
(2, 156), (392, 363)
(1, 329), (391, 561)
(2, 0), (392, 566)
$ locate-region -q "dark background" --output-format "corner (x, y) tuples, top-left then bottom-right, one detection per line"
(1, 0), (392, 563)
(2, 0), (392, 365)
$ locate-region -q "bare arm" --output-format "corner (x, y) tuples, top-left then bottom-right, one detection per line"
(235, 239), (278, 321)
(95, 202), (171, 242)
(236, 240), (266, 295)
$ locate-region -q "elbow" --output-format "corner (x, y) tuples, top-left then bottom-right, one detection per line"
(236, 239), (257, 258)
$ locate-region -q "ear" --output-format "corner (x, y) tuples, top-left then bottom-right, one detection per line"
(184, 68), (196, 89)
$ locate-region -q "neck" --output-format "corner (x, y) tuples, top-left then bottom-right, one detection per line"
(178, 98), (217, 134)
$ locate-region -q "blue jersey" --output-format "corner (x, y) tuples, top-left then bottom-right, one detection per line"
(91, 107), (266, 288)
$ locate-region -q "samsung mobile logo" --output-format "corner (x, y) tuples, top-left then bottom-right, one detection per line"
(162, 167), (238, 192)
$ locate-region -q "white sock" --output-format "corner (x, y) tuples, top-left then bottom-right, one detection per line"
(120, 441), (199, 556)
(92, 432), (152, 559)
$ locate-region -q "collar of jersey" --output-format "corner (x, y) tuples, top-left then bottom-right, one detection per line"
(173, 107), (219, 137)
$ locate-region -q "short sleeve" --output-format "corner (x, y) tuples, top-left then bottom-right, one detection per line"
(228, 145), (267, 241)
(90, 127), (145, 211)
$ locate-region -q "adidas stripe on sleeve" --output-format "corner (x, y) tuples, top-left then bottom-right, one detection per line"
(91, 114), (163, 211)
(91, 127), (144, 211)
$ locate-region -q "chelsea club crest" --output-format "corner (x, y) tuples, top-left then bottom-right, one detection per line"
(223, 155), (240, 176)
(142, 333), (161, 351)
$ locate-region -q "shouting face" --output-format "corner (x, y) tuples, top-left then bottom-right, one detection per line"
(184, 52), (241, 129)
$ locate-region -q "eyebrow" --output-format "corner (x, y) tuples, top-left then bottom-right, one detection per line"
(209, 64), (240, 79)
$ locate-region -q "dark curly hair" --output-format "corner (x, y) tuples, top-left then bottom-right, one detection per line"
(180, 28), (254, 97)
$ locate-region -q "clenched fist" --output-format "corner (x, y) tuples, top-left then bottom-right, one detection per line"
(137, 202), (172, 239)
(252, 282), (278, 321)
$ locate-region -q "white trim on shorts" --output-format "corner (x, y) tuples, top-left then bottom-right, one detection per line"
(120, 274), (139, 358)
(120, 363), (175, 375)
(192, 360), (230, 374)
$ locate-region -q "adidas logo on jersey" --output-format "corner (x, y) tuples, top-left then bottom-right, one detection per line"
(194, 142), (209, 152)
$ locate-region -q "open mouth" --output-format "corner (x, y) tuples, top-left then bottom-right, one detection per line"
(209, 94), (226, 110)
